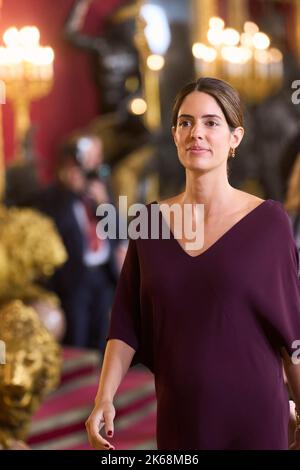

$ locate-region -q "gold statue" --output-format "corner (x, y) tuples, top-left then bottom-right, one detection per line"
(0, 206), (67, 448)
(0, 301), (61, 449)
(0, 1), (65, 450)
(0, 205), (67, 301)
(0, 204), (67, 340)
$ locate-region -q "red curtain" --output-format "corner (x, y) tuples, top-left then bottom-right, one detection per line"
(1, 0), (122, 182)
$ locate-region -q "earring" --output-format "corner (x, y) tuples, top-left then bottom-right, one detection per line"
(230, 148), (236, 158)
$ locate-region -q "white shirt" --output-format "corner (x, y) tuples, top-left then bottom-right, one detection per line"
(73, 200), (110, 267)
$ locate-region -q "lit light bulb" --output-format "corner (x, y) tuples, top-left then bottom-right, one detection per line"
(130, 98), (147, 115)
(3, 27), (20, 48)
(222, 28), (240, 47)
(192, 43), (207, 59)
(19, 26), (40, 48)
(253, 32), (270, 50)
(202, 47), (217, 62)
(254, 49), (270, 64)
(240, 33), (253, 48)
(147, 54), (165, 71)
(269, 48), (283, 63)
(244, 22), (259, 35)
(207, 28), (223, 47)
(209, 17), (225, 30)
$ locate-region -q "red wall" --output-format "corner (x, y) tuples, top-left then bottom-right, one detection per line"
(1, 0), (123, 181)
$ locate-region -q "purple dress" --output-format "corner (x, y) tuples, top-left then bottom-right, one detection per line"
(108, 200), (300, 450)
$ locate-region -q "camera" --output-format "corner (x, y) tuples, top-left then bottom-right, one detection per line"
(76, 137), (111, 182)
(85, 165), (111, 182)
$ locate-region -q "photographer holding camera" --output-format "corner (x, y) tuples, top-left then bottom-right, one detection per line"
(76, 135), (111, 205)
(34, 134), (122, 353)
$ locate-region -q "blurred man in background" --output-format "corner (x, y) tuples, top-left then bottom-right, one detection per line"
(34, 135), (123, 353)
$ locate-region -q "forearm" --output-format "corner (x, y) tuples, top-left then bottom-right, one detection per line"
(64, 0), (107, 51)
(282, 348), (300, 410)
(65, 0), (92, 33)
(95, 339), (135, 404)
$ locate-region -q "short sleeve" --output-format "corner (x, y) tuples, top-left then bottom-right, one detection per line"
(108, 238), (141, 354)
(262, 203), (300, 356)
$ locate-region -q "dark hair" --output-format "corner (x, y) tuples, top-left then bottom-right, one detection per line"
(55, 142), (80, 176)
(171, 77), (244, 130)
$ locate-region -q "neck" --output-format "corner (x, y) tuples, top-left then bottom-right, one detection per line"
(181, 167), (236, 217)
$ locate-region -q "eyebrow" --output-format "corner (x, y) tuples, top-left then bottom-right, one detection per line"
(178, 113), (222, 120)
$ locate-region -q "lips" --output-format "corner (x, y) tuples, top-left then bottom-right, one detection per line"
(4, 390), (31, 408)
(187, 146), (210, 153)
(189, 146), (209, 151)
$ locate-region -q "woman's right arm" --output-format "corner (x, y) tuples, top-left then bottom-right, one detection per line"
(85, 339), (135, 450)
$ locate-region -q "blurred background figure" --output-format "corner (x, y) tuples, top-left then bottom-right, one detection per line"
(34, 135), (122, 353)
(64, 0), (142, 115)
(284, 137), (300, 258)
(64, 0), (161, 209)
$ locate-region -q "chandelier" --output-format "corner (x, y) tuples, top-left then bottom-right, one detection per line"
(192, 16), (283, 104)
(0, 26), (54, 161)
(134, 2), (171, 130)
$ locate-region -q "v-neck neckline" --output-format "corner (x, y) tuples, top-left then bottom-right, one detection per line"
(155, 199), (271, 259)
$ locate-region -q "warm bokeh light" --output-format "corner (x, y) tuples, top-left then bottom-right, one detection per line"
(207, 28), (223, 47)
(193, 16), (283, 103)
(269, 48), (283, 63)
(222, 28), (240, 47)
(125, 76), (139, 93)
(240, 32), (253, 48)
(252, 32), (270, 50)
(192, 43), (216, 62)
(19, 26), (40, 48)
(146, 54), (165, 71)
(209, 17), (225, 30)
(0, 26), (55, 82)
(141, 4), (171, 55)
(244, 21), (259, 35)
(254, 49), (270, 64)
(0, 24), (55, 162)
(192, 43), (207, 59)
(221, 46), (252, 64)
(3, 27), (19, 48)
(130, 98), (147, 115)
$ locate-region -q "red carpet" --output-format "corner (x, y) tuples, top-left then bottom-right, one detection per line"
(27, 348), (156, 450)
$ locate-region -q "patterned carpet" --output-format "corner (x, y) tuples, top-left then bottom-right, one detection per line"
(27, 348), (157, 450)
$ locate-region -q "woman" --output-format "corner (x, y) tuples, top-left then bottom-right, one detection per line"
(86, 77), (300, 450)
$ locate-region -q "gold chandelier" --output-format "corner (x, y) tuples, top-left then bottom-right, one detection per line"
(0, 26), (54, 162)
(192, 16), (283, 104)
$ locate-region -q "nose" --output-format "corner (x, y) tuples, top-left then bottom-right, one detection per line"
(3, 383), (27, 399)
(3, 362), (30, 389)
(190, 121), (203, 139)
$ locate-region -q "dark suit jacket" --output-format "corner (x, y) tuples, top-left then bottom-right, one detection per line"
(33, 184), (120, 296)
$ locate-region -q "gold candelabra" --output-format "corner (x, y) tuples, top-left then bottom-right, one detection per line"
(0, 89), (4, 200)
(133, 1), (170, 131)
(0, 0), (5, 200)
(0, 26), (54, 162)
(192, 0), (283, 104)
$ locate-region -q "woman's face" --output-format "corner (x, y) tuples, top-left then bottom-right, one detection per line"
(172, 91), (243, 173)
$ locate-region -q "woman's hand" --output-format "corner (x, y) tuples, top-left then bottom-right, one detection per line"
(85, 400), (116, 450)
(289, 427), (300, 450)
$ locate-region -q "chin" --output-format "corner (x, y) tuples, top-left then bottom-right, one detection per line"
(185, 161), (214, 172)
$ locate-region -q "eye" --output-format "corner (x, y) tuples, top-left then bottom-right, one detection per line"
(24, 354), (36, 366)
(206, 120), (218, 127)
(178, 120), (192, 128)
